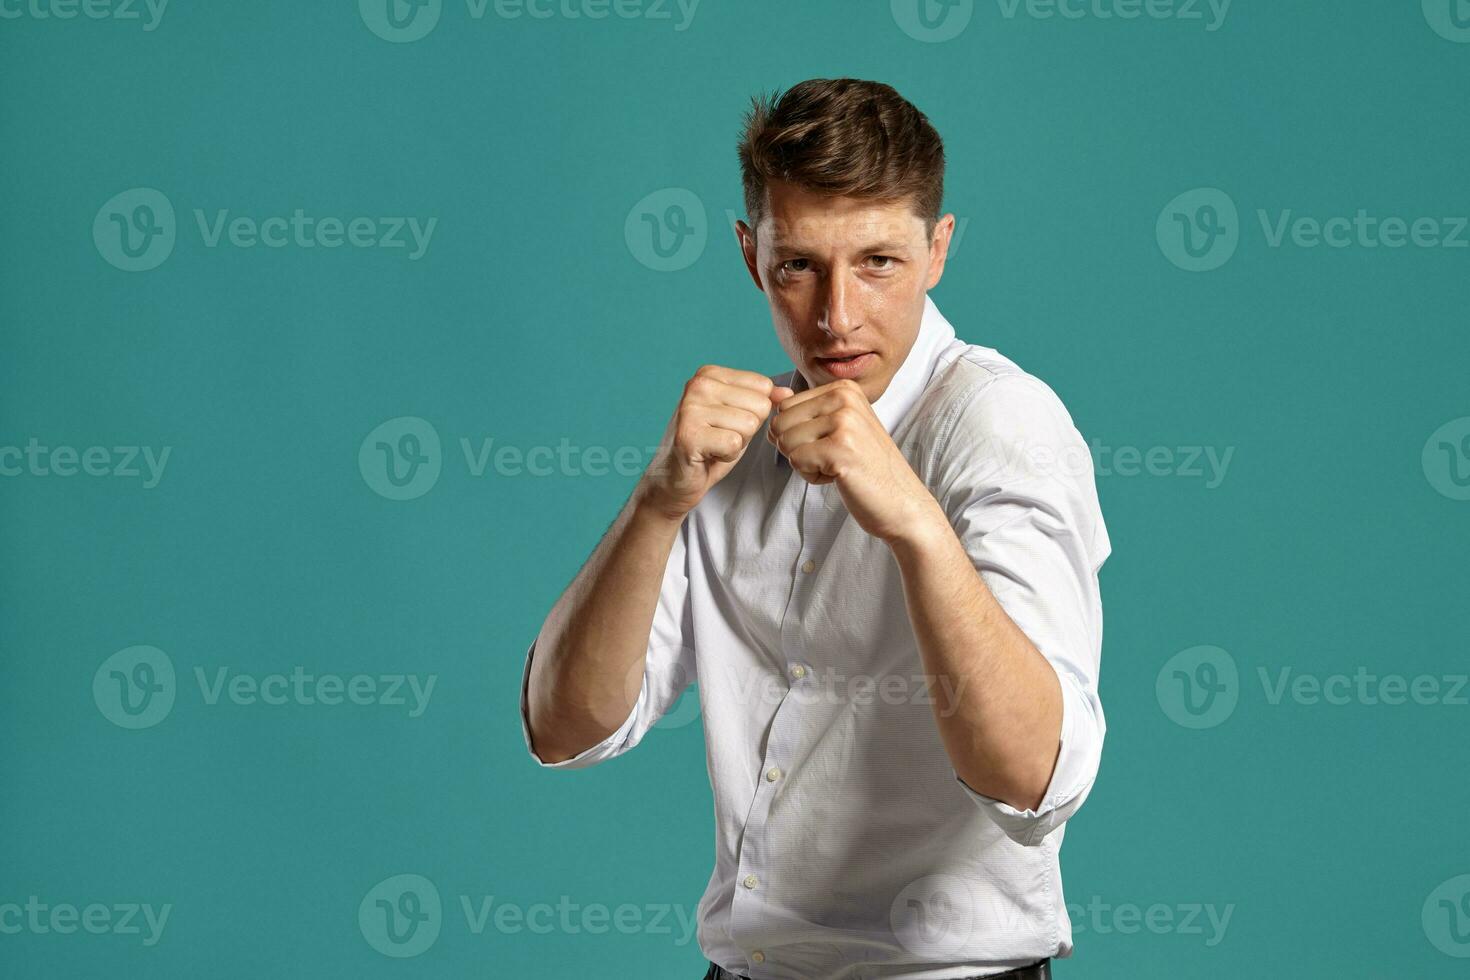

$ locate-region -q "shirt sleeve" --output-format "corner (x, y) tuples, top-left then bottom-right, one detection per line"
(518, 515), (697, 770)
(929, 373), (1111, 847)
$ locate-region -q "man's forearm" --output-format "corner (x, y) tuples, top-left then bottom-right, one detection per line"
(526, 482), (684, 763)
(887, 499), (1063, 812)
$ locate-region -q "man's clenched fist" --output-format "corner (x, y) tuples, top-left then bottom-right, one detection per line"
(639, 365), (794, 521)
(766, 378), (942, 544)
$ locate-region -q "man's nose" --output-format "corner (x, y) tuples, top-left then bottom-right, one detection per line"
(817, 272), (859, 338)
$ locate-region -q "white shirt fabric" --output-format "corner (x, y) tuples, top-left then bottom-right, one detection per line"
(519, 294), (1111, 979)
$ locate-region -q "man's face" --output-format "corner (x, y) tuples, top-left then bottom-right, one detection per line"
(737, 179), (955, 403)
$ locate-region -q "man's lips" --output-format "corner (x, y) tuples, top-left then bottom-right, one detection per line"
(814, 351), (877, 379)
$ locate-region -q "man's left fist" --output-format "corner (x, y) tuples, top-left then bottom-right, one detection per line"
(766, 379), (942, 544)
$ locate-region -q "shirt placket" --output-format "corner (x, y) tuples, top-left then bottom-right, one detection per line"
(727, 478), (847, 975)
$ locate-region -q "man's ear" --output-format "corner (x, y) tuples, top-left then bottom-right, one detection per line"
(924, 213), (957, 291)
(735, 219), (765, 292)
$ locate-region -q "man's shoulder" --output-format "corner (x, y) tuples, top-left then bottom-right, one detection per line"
(912, 339), (1080, 442)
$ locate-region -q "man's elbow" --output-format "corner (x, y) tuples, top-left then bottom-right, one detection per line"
(527, 725), (577, 765)
(526, 707), (589, 765)
(955, 762), (1051, 814)
(525, 696), (633, 766)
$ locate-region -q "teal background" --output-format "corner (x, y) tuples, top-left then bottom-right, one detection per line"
(3, 1), (1469, 976)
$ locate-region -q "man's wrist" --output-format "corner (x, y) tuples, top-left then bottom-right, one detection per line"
(631, 479), (691, 529)
(882, 495), (954, 557)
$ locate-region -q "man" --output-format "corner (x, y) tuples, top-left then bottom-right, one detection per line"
(520, 78), (1110, 980)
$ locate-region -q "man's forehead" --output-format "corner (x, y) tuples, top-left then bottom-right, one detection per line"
(757, 205), (925, 253)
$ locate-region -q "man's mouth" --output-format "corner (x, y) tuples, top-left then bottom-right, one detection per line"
(815, 351), (877, 379)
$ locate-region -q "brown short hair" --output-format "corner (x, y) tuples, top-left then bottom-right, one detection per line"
(736, 77), (946, 243)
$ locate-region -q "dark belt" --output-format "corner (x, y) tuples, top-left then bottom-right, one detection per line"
(704, 958), (1051, 980)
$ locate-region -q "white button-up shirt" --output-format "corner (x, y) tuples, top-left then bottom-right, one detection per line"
(520, 294), (1111, 978)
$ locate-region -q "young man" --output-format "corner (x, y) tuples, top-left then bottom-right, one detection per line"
(520, 78), (1110, 980)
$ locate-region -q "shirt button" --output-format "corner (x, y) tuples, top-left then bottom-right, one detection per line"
(801, 559), (816, 574)
(752, 950), (766, 963)
(790, 664), (806, 680)
(743, 873), (759, 889)
(766, 766), (782, 782)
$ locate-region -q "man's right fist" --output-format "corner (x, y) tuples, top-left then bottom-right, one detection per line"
(639, 365), (794, 520)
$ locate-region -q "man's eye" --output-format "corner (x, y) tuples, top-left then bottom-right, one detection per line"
(780, 258), (811, 274)
(867, 255), (896, 270)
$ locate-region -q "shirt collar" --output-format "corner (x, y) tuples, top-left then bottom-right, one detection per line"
(774, 293), (957, 468)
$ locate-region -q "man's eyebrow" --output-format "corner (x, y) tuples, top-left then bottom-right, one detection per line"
(770, 239), (914, 256)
